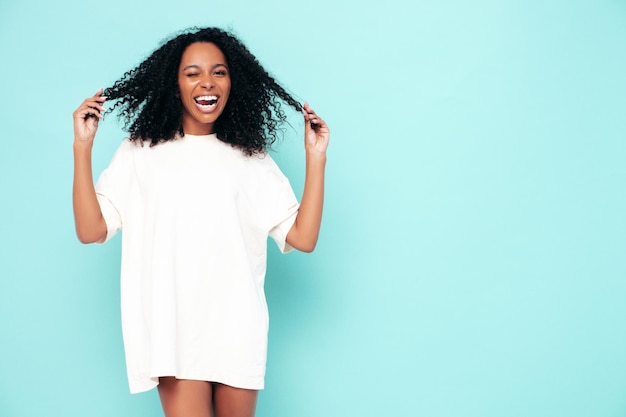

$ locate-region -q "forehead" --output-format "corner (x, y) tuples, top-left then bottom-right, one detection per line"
(179, 42), (227, 66)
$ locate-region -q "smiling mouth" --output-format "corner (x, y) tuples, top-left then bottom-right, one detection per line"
(194, 95), (219, 112)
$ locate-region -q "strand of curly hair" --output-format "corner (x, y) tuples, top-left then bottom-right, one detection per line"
(104, 27), (302, 155)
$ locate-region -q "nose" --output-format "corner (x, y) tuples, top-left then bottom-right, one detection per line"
(201, 73), (214, 89)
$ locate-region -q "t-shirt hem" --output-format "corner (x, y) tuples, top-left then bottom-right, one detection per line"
(128, 373), (264, 394)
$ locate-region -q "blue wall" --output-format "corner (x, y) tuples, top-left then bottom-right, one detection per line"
(1, 1), (625, 416)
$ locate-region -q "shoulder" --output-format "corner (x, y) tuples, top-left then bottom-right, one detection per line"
(113, 137), (145, 154)
(243, 151), (285, 175)
(104, 138), (147, 171)
(240, 152), (293, 192)
(243, 151), (279, 168)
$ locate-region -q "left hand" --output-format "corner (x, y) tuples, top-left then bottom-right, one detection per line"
(302, 102), (330, 155)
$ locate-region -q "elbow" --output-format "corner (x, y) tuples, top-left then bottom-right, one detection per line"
(74, 216), (107, 244)
(75, 228), (105, 244)
(296, 239), (318, 253)
(286, 236), (317, 253)
(76, 233), (97, 244)
(286, 226), (319, 253)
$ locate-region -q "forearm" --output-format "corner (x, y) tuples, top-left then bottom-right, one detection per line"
(287, 153), (326, 252)
(73, 142), (107, 243)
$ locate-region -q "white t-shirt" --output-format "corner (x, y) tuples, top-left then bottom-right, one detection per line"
(95, 134), (299, 393)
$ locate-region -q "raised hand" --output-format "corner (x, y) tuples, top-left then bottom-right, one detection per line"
(286, 102), (330, 252)
(72, 89), (108, 244)
(73, 88), (107, 144)
(301, 102), (330, 156)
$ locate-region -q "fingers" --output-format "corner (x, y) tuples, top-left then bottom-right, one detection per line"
(74, 89), (108, 121)
(73, 89), (108, 142)
(301, 101), (328, 132)
(301, 101), (330, 156)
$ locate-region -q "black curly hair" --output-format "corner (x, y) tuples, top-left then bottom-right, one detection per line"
(104, 27), (302, 155)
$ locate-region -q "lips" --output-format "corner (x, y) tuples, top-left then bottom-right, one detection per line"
(194, 95), (219, 113)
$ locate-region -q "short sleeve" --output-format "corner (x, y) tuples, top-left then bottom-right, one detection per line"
(268, 191), (299, 253)
(94, 139), (135, 243)
(249, 155), (300, 253)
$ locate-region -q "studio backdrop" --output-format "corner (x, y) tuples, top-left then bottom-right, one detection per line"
(0, 0), (625, 416)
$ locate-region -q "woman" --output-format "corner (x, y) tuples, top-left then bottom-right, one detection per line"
(72, 27), (329, 417)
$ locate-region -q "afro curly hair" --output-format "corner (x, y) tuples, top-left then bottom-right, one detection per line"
(104, 27), (302, 155)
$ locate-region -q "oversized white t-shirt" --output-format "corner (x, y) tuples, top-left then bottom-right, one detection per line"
(95, 134), (299, 393)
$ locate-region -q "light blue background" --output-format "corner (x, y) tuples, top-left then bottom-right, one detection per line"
(1, 0), (625, 416)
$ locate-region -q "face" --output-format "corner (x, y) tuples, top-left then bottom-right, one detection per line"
(178, 42), (231, 135)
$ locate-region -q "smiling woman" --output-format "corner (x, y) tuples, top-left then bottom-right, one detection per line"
(71, 27), (330, 417)
(177, 42), (231, 135)
(100, 27), (306, 155)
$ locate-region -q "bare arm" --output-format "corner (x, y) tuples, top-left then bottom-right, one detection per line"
(286, 102), (330, 252)
(72, 89), (108, 244)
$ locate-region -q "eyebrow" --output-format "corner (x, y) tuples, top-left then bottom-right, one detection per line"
(182, 63), (228, 71)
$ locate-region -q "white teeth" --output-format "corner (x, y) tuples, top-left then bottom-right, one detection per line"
(195, 95), (218, 101)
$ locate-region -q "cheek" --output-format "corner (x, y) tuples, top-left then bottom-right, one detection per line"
(179, 93), (194, 113)
(223, 80), (232, 100)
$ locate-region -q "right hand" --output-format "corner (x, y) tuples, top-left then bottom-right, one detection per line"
(73, 88), (107, 144)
